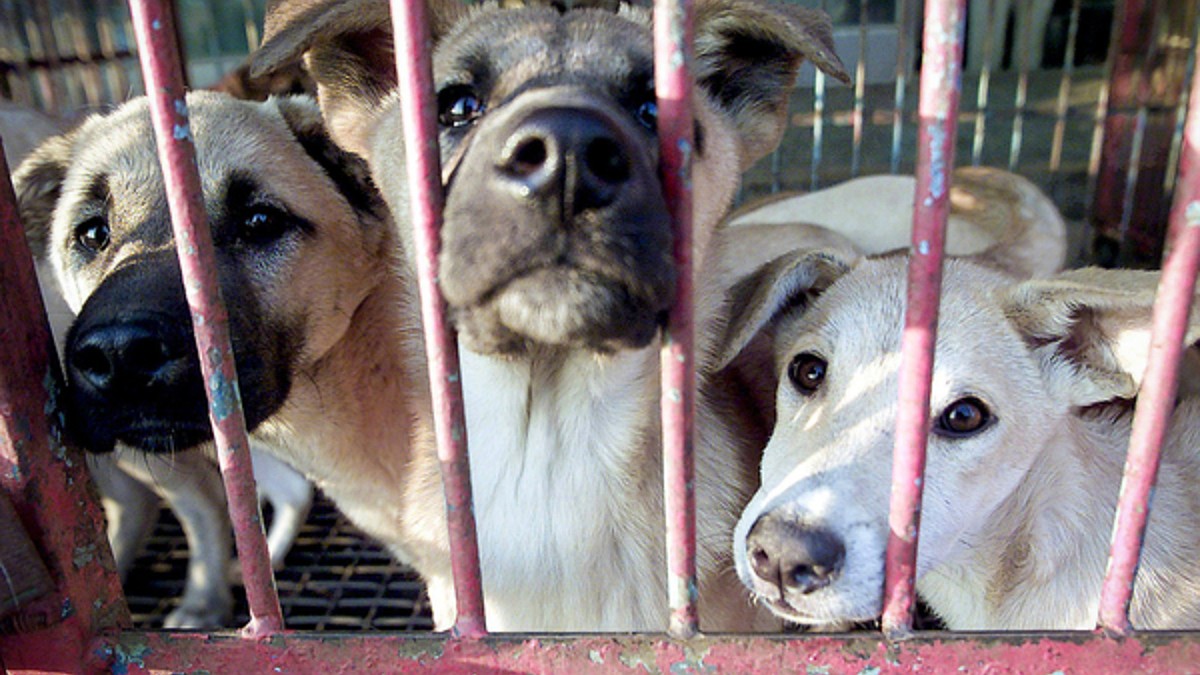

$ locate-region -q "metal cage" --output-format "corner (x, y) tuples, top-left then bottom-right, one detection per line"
(2, 0), (1200, 672)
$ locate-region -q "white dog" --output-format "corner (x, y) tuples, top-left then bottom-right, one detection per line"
(720, 238), (1200, 629)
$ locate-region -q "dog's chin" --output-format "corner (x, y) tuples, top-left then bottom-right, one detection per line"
(757, 593), (881, 628)
(452, 268), (667, 356)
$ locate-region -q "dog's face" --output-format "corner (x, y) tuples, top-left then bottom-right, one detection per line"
(15, 92), (388, 453)
(254, 0), (848, 355)
(718, 252), (1183, 626)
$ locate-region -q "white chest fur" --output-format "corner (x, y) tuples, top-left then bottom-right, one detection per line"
(460, 346), (667, 631)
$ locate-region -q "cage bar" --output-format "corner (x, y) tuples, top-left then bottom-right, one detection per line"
(126, 0), (283, 638)
(387, 0), (487, 639)
(653, 0), (699, 640)
(881, 0), (965, 638)
(1097, 37), (1200, 636)
(0, 137), (129, 675)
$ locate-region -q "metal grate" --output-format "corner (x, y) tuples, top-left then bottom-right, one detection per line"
(123, 495), (434, 632)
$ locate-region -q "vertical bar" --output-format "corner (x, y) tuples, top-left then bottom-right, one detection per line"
(890, 0), (913, 174)
(1007, 0), (1034, 171)
(1097, 37), (1200, 636)
(1049, 0), (1083, 172)
(127, 0), (284, 638)
(881, 0), (964, 639)
(0, 142), (128, 674)
(970, 0), (995, 166)
(388, 0), (487, 639)
(851, 0), (868, 177)
(654, 0), (698, 640)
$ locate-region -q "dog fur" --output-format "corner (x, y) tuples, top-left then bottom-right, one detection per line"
(719, 231), (1200, 630)
(14, 92), (379, 628)
(252, 0), (849, 631)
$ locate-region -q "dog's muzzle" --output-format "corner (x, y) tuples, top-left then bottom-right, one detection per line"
(439, 88), (675, 355)
(62, 256), (292, 454)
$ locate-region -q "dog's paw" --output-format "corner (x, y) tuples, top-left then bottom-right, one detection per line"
(162, 597), (234, 630)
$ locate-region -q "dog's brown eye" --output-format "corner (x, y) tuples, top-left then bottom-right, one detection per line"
(935, 397), (993, 438)
(787, 353), (826, 395)
(438, 86), (485, 128)
(75, 217), (110, 253)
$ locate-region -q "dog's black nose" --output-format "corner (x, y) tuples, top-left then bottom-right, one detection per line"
(498, 107), (632, 215)
(69, 322), (186, 394)
(747, 512), (845, 595)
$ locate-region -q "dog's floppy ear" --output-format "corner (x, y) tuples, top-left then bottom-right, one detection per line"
(253, 0), (469, 157)
(716, 248), (852, 370)
(1001, 267), (1200, 407)
(694, 0), (850, 168)
(12, 132), (75, 261)
(271, 94), (385, 219)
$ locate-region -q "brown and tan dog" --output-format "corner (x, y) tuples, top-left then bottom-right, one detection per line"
(14, 92), (384, 627)
(252, 0), (848, 631)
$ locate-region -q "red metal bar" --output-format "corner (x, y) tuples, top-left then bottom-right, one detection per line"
(881, 0), (964, 639)
(0, 141), (128, 673)
(388, 0), (487, 639)
(111, 630), (1200, 673)
(127, 0), (283, 638)
(654, 0), (698, 640)
(1096, 39), (1200, 636)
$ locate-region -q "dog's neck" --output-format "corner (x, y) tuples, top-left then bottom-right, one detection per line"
(458, 343), (669, 631)
(920, 401), (1200, 629)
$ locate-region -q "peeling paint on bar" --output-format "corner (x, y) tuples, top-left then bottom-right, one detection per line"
(127, 0), (283, 638)
(1097, 39), (1200, 635)
(0, 115), (128, 672)
(654, 0), (698, 640)
(881, 0), (965, 639)
(388, 0), (487, 638)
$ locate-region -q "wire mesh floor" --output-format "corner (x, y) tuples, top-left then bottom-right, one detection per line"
(123, 494), (435, 631)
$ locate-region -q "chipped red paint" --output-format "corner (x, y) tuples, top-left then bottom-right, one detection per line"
(1097, 39), (1200, 635)
(654, 0), (699, 640)
(0, 140), (128, 672)
(109, 630), (1200, 674)
(882, 0), (965, 638)
(388, 0), (487, 638)
(127, 0), (283, 637)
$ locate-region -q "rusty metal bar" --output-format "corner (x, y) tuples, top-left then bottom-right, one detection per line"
(109, 630), (1200, 673)
(881, 0), (964, 639)
(388, 0), (487, 639)
(126, 0), (283, 638)
(0, 136), (129, 674)
(654, 0), (698, 640)
(1097, 36), (1200, 636)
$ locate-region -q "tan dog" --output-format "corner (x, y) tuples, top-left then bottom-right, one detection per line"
(14, 92), (382, 627)
(252, 0), (849, 631)
(719, 233), (1200, 629)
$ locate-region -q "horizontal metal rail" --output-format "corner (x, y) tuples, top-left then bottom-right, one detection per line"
(109, 630), (1200, 672)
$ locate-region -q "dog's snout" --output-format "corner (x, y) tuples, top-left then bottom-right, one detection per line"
(69, 322), (185, 393)
(747, 512), (845, 595)
(498, 107), (632, 215)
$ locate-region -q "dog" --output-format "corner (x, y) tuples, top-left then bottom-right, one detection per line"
(250, 0), (849, 631)
(13, 92), (374, 628)
(718, 218), (1200, 629)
